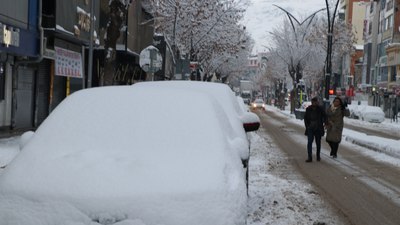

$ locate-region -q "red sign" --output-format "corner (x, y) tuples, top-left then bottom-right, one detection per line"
(395, 88), (400, 96)
(346, 87), (355, 97)
(189, 62), (198, 71)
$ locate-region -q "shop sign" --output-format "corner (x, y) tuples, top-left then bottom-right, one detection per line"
(0, 23), (20, 47)
(386, 50), (400, 66)
(55, 47), (83, 78)
(43, 48), (56, 59)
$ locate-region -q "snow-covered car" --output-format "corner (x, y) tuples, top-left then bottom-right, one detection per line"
(251, 99), (265, 110)
(348, 104), (384, 123)
(0, 84), (250, 224)
(348, 104), (364, 119)
(237, 96), (249, 112)
(360, 105), (385, 123)
(301, 101), (312, 109)
(139, 81), (260, 190)
(144, 81), (260, 161)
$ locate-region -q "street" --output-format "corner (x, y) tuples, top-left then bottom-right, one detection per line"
(1, 104), (400, 225)
(254, 107), (400, 225)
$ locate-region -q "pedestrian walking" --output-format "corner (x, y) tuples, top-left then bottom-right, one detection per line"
(325, 97), (350, 158)
(304, 97), (326, 162)
(392, 105), (398, 122)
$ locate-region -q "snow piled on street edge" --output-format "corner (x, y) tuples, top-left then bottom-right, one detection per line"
(247, 130), (346, 225)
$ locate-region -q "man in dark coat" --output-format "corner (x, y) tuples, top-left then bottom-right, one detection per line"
(304, 97), (326, 162)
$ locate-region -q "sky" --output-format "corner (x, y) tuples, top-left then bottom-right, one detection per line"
(0, 101), (399, 224)
(243, 0), (328, 53)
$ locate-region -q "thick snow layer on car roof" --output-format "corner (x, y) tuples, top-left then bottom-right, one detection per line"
(134, 81), (250, 159)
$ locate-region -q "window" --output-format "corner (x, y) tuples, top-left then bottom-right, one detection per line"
(380, 19), (385, 33)
(0, 63), (5, 100)
(387, 0), (393, 11)
(383, 15), (394, 31)
(381, 0), (386, 10)
(378, 41), (389, 58)
(370, 2), (374, 13)
(380, 67), (388, 81)
(390, 66), (397, 82)
(369, 22), (372, 35)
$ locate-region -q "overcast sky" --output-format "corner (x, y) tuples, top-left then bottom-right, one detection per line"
(243, 0), (329, 53)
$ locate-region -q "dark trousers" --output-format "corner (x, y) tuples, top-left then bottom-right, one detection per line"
(307, 129), (321, 160)
(327, 141), (339, 156)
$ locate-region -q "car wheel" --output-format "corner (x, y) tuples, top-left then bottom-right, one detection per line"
(242, 159), (249, 195)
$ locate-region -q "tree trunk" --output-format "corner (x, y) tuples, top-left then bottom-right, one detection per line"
(102, 0), (127, 86)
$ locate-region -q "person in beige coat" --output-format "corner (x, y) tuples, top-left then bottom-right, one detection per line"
(325, 97), (350, 158)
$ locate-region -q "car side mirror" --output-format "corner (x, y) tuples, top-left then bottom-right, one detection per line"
(241, 112), (260, 132)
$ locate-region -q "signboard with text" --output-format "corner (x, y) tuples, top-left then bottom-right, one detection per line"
(55, 47), (83, 78)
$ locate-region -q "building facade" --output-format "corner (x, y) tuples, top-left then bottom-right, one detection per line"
(362, 0), (399, 115)
(0, 0), (41, 130)
(0, 0), (155, 133)
(340, 0), (369, 94)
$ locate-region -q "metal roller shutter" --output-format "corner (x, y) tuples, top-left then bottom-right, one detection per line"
(35, 59), (51, 126)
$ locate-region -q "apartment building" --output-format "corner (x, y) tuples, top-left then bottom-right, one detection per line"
(340, 0), (369, 93)
(362, 0), (399, 113)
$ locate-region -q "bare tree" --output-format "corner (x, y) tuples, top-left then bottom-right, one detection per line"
(148, 0), (251, 81)
(265, 13), (355, 112)
(267, 18), (316, 112)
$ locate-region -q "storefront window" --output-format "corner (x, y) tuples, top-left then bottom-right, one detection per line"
(390, 66), (397, 82)
(0, 63), (5, 100)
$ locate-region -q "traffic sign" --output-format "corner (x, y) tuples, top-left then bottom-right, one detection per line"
(139, 45), (163, 73)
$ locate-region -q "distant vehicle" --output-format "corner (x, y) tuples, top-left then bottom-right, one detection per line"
(241, 90), (252, 104)
(360, 105), (385, 123)
(348, 104), (384, 123)
(347, 104), (360, 119)
(240, 80), (253, 104)
(301, 101), (312, 109)
(251, 99), (265, 110)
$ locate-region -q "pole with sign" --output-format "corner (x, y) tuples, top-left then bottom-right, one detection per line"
(139, 46), (163, 81)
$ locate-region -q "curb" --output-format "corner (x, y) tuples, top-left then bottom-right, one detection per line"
(344, 135), (400, 159)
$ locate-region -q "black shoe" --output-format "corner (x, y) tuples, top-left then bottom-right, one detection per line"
(305, 159), (312, 163)
(317, 157), (321, 161)
(333, 155), (337, 158)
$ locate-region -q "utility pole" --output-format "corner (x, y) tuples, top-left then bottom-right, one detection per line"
(87, 0), (95, 88)
(324, 0), (340, 100)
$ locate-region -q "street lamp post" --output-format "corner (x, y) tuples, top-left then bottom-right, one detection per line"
(87, 0), (95, 88)
(324, 0), (340, 100)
